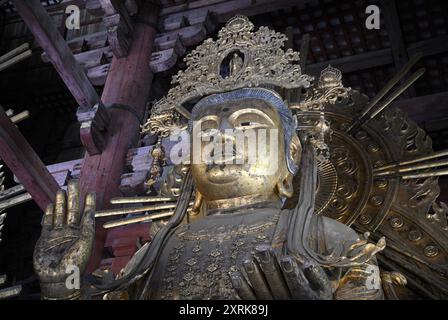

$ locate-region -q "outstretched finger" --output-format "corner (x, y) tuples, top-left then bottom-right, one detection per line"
(347, 239), (369, 252)
(80, 199), (95, 237)
(54, 189), (66, 228)
(42, 203), (54, 230)
(63, 197), (96, 272)
(229, 271), (256, 300)
(242, 259), (273, 300)
(67, 180), (80, 226)
(254, 245), (290, 299)
(280, 256), (317, 300)
(80, 192), (96, 238)
(302, 261), (332, 299)
(84, 192), (96, 214)
(347, 238), (386, 264)
(66, 210), (95, 267)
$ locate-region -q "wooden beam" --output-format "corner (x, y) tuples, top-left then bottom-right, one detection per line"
(408, 35), (448, 58)
(12, 0), (110, 155)
(159, 0), (310, 28)
(40, 24), (448, 85)
(307, 34), (448, 77)
(161, 0), (225, 16)
(0, 43), (29, 64)
(0, 192), (33, 212)
(380, 0), (409, 69)
(0, 106), (59, 211)
(0, 185), (25, 202)
(40, 15), (215, 84)
(4, 0), (86, 22)
(307, 48), (393, 76)
(380, 0), (415, 98)
(0, 285), (22, 299)
(12, 0), (99, 109)
(0, 49), (32, 72)
(41, 31), (109, 58)
(0, 143), (150, 210)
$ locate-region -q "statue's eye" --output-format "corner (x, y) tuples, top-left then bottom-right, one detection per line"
(237, 121), (267, 129)
(200, 128), (219, 137)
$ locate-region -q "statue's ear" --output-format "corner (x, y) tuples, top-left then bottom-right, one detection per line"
(277, 135), (301, 199)
(188, 189), (205, 222)
(191, 189), (203, 215)
(289, 134), (302, 166)
(276, 173), (294, 198)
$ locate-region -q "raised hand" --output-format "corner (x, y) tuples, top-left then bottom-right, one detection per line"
(229, 245), (332, 300)
(33, 181), (96, 299)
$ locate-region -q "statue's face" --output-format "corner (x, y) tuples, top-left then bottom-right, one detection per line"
(190, 98), (290, 201)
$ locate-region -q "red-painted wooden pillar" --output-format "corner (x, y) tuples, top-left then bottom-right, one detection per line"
(80, 4), (159, 271)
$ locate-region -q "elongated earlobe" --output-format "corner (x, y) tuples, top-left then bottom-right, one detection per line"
(290, 135), (302, 166)
(191, 190), (203, 216)
(277, 173), (294, 198)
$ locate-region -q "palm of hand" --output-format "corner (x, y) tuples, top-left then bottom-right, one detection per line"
(33, 181), (96, 285)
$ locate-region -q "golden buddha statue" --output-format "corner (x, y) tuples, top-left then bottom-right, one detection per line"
(32, 16), (448, 300)
(33, 87), (385, 300)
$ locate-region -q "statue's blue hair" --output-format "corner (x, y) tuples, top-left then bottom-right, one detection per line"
(189, 88), (298, 174)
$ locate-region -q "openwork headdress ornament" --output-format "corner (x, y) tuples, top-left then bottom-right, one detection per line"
(141, 15), (314, 137)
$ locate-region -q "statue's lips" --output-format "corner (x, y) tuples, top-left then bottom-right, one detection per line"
(205, 163), (243, 183)
(212, 153), (243, 164)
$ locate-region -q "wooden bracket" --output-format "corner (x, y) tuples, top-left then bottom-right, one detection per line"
(100, 0), (135, 58)
(77, 103), (111, 155)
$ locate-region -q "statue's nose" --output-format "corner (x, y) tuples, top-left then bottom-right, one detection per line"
(219, 118), (233, 131)
(218, 118), (236, 143)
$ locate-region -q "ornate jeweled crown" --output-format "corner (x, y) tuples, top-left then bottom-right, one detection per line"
(319, 64), (342, 88)
(141, 15), (314, 137)
(293, 65), (350, 112)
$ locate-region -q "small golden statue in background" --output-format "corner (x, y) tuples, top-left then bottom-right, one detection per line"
(229, 53), (244, 77)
